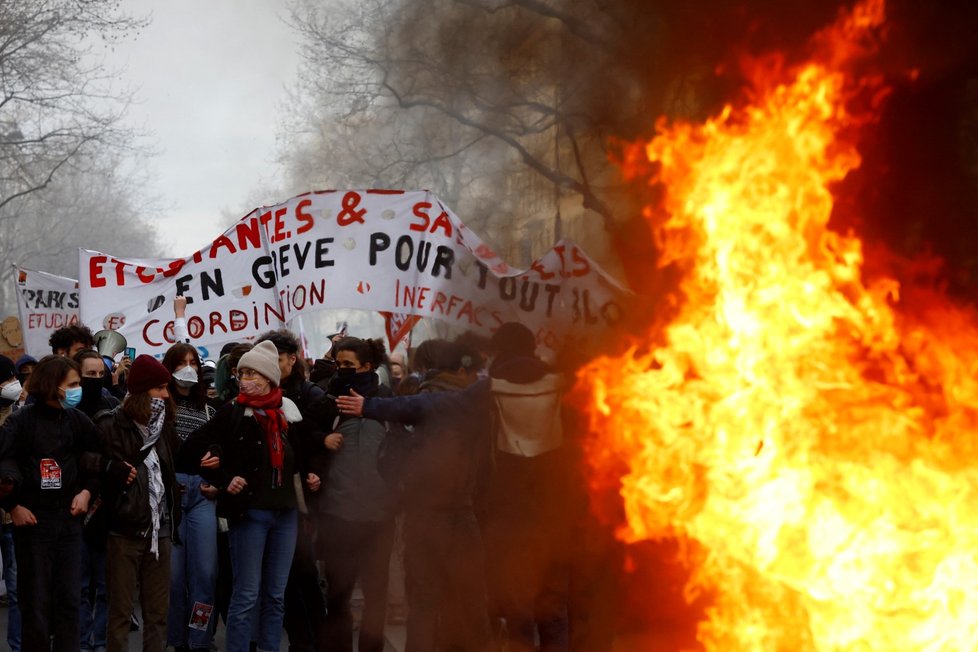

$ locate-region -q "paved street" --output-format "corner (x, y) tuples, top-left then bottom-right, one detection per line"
(0, 602), (404, 651)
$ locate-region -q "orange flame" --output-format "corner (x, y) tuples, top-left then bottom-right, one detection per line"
(583, 0), (978, 649)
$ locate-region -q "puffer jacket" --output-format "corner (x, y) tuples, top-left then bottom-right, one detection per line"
(95, 407), (181, 541)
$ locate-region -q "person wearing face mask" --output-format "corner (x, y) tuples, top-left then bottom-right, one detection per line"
(94, 355), (181, 652)
(160, 343), (219, 652)
(0, 355), (115, 651)
(71, 349), (120, 652)
(73, 350), (121, 419)
(0, 356), (23, 419)
(317, 336), (395, 652)
(178, 340), (309, 652)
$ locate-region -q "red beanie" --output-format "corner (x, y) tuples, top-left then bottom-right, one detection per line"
(127, 354), (171, 394)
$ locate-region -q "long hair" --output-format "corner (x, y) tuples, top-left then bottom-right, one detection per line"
(161, 343), (207, 409)
(122, 389), (176, 426)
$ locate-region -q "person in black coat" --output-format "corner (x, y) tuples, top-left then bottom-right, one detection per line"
(0, 355), (126, 652)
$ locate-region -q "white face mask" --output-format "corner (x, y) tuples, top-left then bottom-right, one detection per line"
(1, 380), (22, 401)
(173, 365), (198, 388)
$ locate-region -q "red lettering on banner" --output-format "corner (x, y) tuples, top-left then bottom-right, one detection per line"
(430, 211), (453, 238)
(161, 259), (187, 278)
(114, 261), (127, 286)
(571, 247), (591, 276)
(273, 207), (288, 242)
(430, 291), (448, 315)
(229, 310), (249, 331)
(411, 202), (431, 232)
(89, 256), (108, 288)
(456, 300), (481, 325)
(143, 319), (162, 346)
(396, 281), (432, 309)
(295, 199), (314, 234)
(209, 312), (228, 334)
(410, 202), (453, 238)
(336, 192), (366, 226)
(237, 219), (262, 250)
(210, 234), (237, 258)
(136, 267), (156, 283)
(530, 260), (555, 281)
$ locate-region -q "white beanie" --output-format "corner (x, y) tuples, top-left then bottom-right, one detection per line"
(237, 340), (281, 386)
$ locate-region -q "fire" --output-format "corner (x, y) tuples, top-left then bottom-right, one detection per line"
(583, 1), (978, 650)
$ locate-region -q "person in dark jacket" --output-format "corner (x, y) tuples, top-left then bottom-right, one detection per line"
(178, 340), (316, 652)
(0, 355), (124, 652)
(95, 355), (182, 652)
(317, 336), (395, 652)
(256, 329), (327, 652)
(337, 323), (575, 652)
(397, 339), (492, 652)
(73, 349), (120, 652)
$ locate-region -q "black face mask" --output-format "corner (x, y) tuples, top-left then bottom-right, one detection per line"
(334, 369), (379, 398)
(79, 377), (104, 411)
(328, 367), (353, 394)
(310, 358), (337, 384)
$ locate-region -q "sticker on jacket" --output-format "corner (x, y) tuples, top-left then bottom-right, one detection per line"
(40, 459), (62, 489)
(189, 602), (213, 630)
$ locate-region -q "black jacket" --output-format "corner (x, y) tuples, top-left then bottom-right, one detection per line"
(95, 407), (181, 541)
(178, 396), (305, 520)
(0, 403), (103, 513)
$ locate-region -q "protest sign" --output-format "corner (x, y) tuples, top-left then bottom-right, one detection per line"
(79, 190), (631, 357)
(13, 266), (80, 358)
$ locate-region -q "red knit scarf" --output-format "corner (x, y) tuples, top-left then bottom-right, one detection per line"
(237, 387), (288, 487)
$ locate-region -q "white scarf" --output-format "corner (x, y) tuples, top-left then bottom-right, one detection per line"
(136, 398), (166, 559)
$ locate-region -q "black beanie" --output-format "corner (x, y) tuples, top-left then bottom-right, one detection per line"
(0, 356), (14, 383)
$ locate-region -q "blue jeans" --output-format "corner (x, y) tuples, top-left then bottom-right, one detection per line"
(226, 508), (297, 652)
(80, 539), (107, 651)
(168, 473), (219, 649)
(1, 522), (21, 652)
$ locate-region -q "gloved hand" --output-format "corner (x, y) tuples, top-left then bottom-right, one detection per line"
(103, 458), (137, 487)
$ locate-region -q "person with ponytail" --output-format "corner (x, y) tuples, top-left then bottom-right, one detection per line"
(317, 336), (395, 652)
(178, 340), (312, 652)
(161, 343), (220, 652)
(0, 355), (117, 651)
(95, 355), (181, 652)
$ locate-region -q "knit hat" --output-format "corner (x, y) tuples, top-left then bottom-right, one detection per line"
(0, 356), (15, 383)
(14, 354), (36, 374)
(237, 340), (281, 386)
(490, 322), (536, 358)
(127, 354), (172, 394)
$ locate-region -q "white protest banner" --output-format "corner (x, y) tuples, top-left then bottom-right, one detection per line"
(13, 265), (81, 358)
(79, 190), (631, 357)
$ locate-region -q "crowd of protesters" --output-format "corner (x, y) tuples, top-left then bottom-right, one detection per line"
(0, 300), (617, 652)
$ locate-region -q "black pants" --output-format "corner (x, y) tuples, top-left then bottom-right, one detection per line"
(484, 518), (570, 652)
(13, 510), (83, 652)
(404, 509), (491, 652)
(319, 516), (394, 652)
(283, 515), (326, 652)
